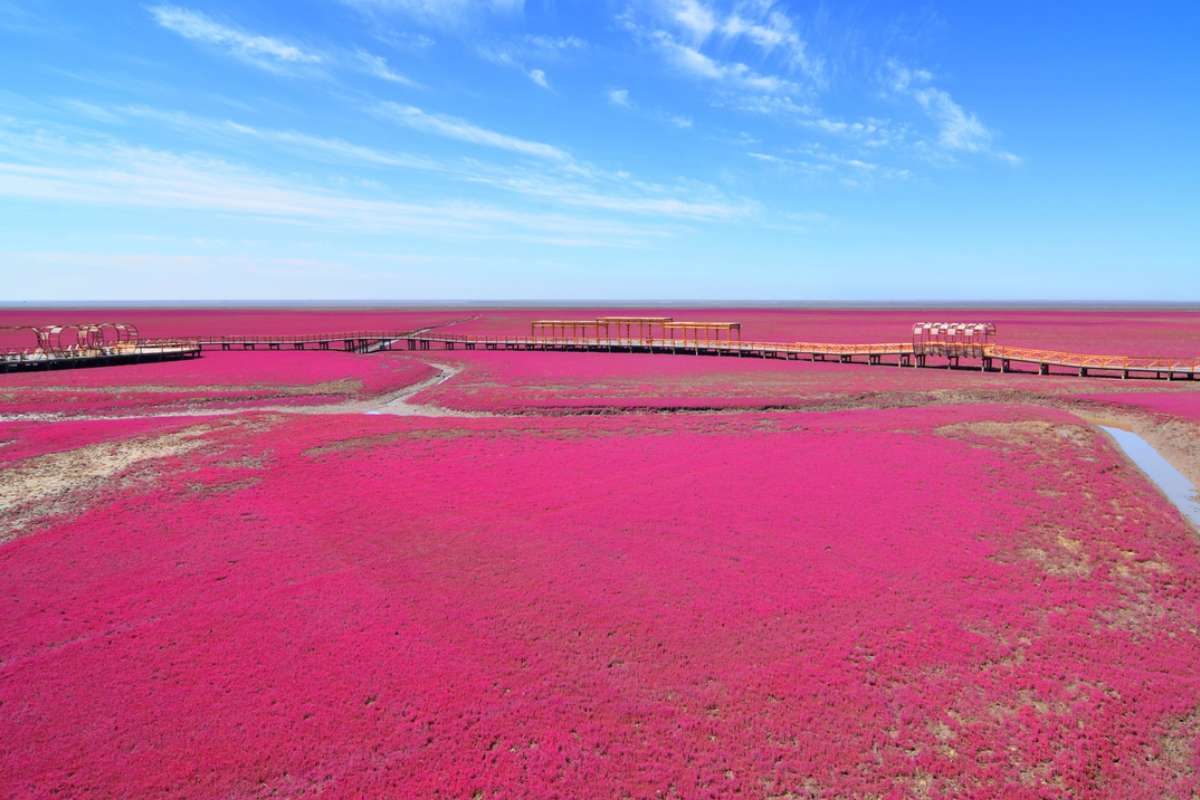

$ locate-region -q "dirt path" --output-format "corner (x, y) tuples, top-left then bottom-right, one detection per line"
(0, 360), (487, 422)
(364, 362), (485, 417)
(4, 357), (1199, 493)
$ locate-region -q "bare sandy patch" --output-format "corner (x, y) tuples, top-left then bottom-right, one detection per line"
(187, 476), (262, 496)
(1155, 705), (1200, 784)
(303, 432), (402, 457)
(0, 424), (215, 542)
(935, 419), (1094, 449)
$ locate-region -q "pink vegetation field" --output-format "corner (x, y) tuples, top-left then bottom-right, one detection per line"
(445, 306), (1200, 358)
(4, 307), (1200, 798)
(414, 349), (1200, 413)
(9, 304), (1200, 355)
(0, 352), (434, 416)
(1075, 391), (1200, 423)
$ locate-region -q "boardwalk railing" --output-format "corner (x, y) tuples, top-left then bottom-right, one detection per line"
(15, 330), (1189, 381)
(987, 345), (1200, 375)
(1, 339), (202, 372)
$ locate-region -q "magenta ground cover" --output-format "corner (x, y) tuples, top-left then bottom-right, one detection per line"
(7, 307), (1200, 357)
(1078, 391), (1200, 423)
(4, 402), (1200, 797)
(4, 307), (1200, 797)
(0, 352), (435, 416)
(443, 308), (1200, 358)
(415, 350), (1190, 413)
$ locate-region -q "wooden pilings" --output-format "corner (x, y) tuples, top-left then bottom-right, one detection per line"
(157, 332), (1200, 384)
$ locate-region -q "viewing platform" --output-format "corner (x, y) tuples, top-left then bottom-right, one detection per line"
(1, 341), (201, 372)
(1, 322), (200, 373)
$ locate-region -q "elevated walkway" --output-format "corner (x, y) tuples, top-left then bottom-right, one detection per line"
(187, 331), (1200, 381)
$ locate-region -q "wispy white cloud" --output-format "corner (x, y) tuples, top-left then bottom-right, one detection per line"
(482, 33), (588, 65)
(58, 99), (125, 124)
(886, 60), (1019, 164)
(748, 146), (910, 184)
(374, 102), (570, 161)
(54, 104), (742, 221)
(792, 144), (911, 180)
(661, 0), (717, 41)
(607, 88), (632, 108)
(796, 116), (902, 150)
(230, 122), (442, 171)
(341, 0), (524, 29)
(361, 24), (435, 54)
(475, 34), (584, 90)
(717, 2), (821, 79)
(627, 0), (822, 93)
(460, 166), (749, 220)
(605, 89), (696, 133)
(148, 5), (428, 90)
(725, 92), (903, 149)
(106, 105), (436, 170)
(0, 126), (669, 246)
(354, 48), (419, 87)
(5, 249), (557, 302)
(522, 35), (586, 54)
(913, 88), (988, 151)
(724, 93), (813, 117)
(648, 29), (801, 94)
(475, 43), (553, 89)
(147, 5), (323, 73)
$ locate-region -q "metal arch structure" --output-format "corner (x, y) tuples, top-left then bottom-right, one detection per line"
(77, 322), (139, 349)
(21, 322), (142, 354)
(2, 321), (197, 372)
(33, 324), (84, 353)
(93, 322), (139, 348)
(912, 322), (996, 358)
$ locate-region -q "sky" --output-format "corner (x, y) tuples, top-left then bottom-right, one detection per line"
(1, 0), (1197, 302)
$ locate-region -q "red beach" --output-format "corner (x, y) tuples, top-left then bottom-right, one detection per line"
(4, 306), (1200, 798)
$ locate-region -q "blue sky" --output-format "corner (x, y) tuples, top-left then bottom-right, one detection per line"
(1, 0), (1197, 301)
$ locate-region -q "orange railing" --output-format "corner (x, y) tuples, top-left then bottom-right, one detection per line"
(986, 345), (1200, 372)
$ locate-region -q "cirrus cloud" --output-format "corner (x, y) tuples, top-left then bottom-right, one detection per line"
(148, 5), (323, 73)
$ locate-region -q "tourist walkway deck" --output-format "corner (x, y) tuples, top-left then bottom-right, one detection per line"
(6, 318), (1195, 379)
(1, 341), (201, 373)
(185, 331), (1200, 380)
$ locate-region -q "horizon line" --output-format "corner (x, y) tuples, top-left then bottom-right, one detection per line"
(4, 299), (1200, 310)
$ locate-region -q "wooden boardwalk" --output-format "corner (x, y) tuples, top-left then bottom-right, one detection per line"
(1, 341), (201, 373)
(189, 332), (1200, 381)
